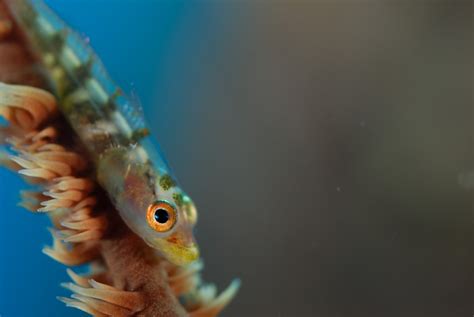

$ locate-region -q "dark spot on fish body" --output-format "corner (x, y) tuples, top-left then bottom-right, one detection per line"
(173, 193), (184, 207)
(130, 128), (150, 143)
(102, 89), (121, 113)
(159, 174), (176, 190)
(54, 73), (76, 98)
(92, 134), (117, 155)
(63, 96), (101, 124)
(74, 58), (93, 82)
(48, 31), (67, 52)
(36, 54), (79, 102)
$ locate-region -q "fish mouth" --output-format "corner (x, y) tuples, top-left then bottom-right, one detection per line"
(146, 236), (200, 266)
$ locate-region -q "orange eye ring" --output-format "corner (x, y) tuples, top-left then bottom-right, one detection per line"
(146, 200), (177, 232)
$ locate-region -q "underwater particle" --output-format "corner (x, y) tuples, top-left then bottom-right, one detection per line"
(173, 192), (184, 207)
(159, 174), (176, 190)
(458, 171), (474, 190)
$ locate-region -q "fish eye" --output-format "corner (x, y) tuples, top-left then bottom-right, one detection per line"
(146, 201), (177, 232)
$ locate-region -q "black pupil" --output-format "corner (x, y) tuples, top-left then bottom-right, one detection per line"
(154, 208), (169, 224)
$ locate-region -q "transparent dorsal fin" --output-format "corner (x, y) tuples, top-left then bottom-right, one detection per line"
(127, 86), (147, 130)
(105, 85), (146, 144)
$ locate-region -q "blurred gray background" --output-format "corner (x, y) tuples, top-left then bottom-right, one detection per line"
(152, 1), (473, 316)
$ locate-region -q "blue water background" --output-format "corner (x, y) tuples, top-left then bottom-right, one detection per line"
(0, 1), (232, 316)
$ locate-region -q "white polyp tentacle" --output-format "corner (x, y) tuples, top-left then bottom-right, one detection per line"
(42, 181), (107, 243)
(33, 126), (57, 141)
(0, 84), (106, 243)
(2, 93), (49, 125)
(73, 197), (97, 211)
(37, 143), (66, 152)
(59, 210), (108, 243)
(18, 167), (57, 180)
(164, 260), (241, 316)
(42, 228), (100, 266)
(168, 260), (204, 297)
(44, 189), (87, 202)
(187, 279), (241, 317)
(59, 277), (145, 316)
(49, 177), (95, 192)
(195, 284), (218, 304)
(0, 82), (57, 130)
(57, 297), (109, 317)
(7, 142), (87, 183)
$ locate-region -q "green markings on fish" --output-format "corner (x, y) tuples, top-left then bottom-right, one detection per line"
(173, 193), (184, 207)
(160, 174), (176, 190)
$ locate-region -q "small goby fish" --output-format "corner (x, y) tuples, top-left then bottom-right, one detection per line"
(7, 0), (199, 266)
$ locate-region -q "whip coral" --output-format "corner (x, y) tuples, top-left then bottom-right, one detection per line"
(0, 1), (239, 316)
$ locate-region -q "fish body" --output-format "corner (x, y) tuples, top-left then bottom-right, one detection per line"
(7, 0), (199, 266)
